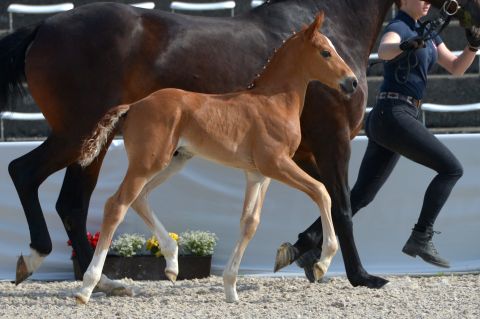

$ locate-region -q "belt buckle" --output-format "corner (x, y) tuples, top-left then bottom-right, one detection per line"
(407, 96), (419, 108)
(387, 92), (399, 99)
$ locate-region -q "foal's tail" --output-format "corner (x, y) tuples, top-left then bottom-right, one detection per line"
(0, 23), (41, 112)
(79, 104), (131, 167)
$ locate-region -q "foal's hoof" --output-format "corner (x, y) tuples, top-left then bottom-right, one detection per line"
(165, 270), (177, 283)
(109, 286), (135, 297)
(15, 255), (32, 285)
(74, 292), (89, 305)
(274, 242), (298, 272)
(225, 290), (239, 303)
(313, 262), (327, 282)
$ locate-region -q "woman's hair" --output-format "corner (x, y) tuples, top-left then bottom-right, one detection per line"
(394, 0), (402, 8)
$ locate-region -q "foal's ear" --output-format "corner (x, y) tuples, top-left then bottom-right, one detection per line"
(305, 11), (325, 40)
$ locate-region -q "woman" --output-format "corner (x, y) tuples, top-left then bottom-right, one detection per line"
(289, 0), (480, 278)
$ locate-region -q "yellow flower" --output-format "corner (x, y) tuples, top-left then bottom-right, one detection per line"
(147, 233), (178, 257)
(146, 236), (159, 251)
(169, 232), (179, 241)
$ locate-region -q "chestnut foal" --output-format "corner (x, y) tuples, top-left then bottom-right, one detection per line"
(74, 12), (357, 304)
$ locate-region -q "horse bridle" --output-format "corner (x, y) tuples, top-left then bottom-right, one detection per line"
(390, 0), (462, 83)
(419, 0), (460, 41)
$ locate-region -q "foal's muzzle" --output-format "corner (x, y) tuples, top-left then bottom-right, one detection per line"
(340, 77), (358, 95)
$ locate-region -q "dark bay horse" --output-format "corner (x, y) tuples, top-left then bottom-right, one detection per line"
(75, 14), (355, 303)
(0, 0), (479, 291)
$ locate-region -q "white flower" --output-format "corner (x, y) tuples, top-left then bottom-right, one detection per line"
(178, 231), (218, 256)
(110, 233), (146, 257)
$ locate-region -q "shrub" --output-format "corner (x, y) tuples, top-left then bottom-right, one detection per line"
(178, 230), (218, 257)
(110, 233), (146, 257)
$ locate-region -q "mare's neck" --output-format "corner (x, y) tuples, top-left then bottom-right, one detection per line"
(251, 0), (394, 66)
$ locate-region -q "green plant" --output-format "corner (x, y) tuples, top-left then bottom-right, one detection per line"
(110, 233), (146, 257)
(178, 230), (218, 256)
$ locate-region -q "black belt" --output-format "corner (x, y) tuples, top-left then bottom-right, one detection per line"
(377, 92), (422, 108)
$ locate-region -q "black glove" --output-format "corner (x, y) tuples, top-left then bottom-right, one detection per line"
(465, 26), (480, 49)
(399, 36), (425, 51)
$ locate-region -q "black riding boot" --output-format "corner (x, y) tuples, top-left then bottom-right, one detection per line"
(402, 227), (450, 268)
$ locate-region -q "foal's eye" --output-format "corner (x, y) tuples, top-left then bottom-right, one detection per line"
(321, 50), (332, 58)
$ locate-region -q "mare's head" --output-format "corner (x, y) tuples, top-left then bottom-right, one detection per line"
(300, 12), (358, 95)
(428, 0), (480, 28)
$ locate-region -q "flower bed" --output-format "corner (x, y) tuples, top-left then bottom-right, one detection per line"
(70, 230), (217, 281)
(72, 254), (212, 281)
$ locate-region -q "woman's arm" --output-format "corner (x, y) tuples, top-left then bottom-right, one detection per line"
(437, 43), (477, 76)
(378, 32), (403, 61)
(379, 32), (425, 61)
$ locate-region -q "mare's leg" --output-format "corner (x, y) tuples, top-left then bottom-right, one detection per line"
(9, 135), (79, 284)
(275, 138), (391, 287)
(259, 156), (338, 281)
(75, 169), (151, 304)
(55, 136), (112, 273)
(56, 138), (135, 296)
(130, 151), (193, 281)
(223, 171), (270, 302)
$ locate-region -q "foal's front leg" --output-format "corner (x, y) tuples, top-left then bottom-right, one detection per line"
(259, 156), (338, 280)
(223, 171), (270, 302)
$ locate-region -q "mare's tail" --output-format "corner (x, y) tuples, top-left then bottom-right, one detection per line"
(78, 104), (131, 167)
(0, 24), (41, 111)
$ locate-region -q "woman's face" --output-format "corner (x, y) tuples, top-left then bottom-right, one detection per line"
(401, 0), (431, 20)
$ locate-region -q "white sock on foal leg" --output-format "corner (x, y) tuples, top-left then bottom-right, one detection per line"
(75, 249), (109, 304)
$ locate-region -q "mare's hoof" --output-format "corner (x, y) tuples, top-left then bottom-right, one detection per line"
(15, 255), (32, 285)
(295, 248), (322, 283)
(165, 270), (177, 283)
(274, 242), (297, 272)
(350, 273), (389, 289)
(302, 264), (317, 283)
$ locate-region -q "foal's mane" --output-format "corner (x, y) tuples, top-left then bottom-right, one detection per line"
(247, 30), (302, 89)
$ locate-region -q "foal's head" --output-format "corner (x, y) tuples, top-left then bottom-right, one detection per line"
(300, 12), (358, 95)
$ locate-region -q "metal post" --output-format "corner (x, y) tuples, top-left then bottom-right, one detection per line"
(1, 118), (4, 141)
(231, 8), (234, 17)
(9, 12), (13, 32)
(422, 110), (426, 126)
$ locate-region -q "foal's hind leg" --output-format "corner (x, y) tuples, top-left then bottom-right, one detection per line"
(75, 169), (152, 304)
(258, 156), (338, 280)
(131, 152), (193, 282)
(9, 135), (79, 284)
(223, 171), (270, 302)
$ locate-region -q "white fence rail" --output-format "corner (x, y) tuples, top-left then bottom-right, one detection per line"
(369, 50), (480, 74)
